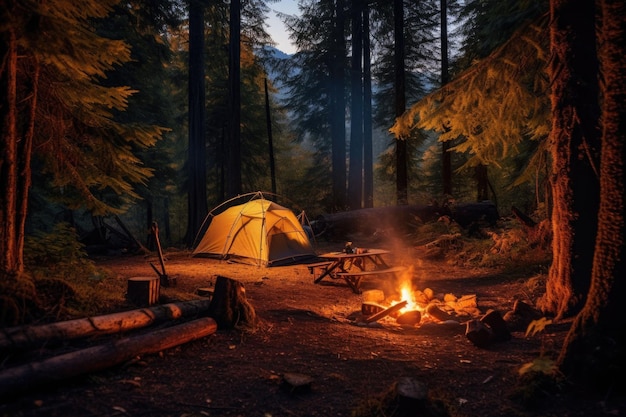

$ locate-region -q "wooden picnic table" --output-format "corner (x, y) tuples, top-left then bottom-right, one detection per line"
(312, 249), (395, 291)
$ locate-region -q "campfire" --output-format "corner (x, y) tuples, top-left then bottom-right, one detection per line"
(353, 268), (518, 348)
(357, 269), (481, 328)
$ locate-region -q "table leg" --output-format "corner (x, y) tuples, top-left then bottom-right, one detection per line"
(314, 260), (342, 284)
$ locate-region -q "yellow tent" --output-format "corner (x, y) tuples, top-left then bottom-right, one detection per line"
(192, 198), (316, 266)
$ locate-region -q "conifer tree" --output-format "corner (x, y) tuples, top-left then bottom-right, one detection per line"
(275, 0), (349, 211)
(1, 0), (165, 280)
(187, 0), (208, 245)
(557, 0), (626, 387)
(370, 0), (439, 204)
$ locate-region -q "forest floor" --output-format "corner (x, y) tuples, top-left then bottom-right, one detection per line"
(1, 236), (624, 417)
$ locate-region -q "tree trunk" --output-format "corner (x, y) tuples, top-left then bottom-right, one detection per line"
(557, 0), (626, 387)
(394, 0), (407, 205)
(0, 29), (20, 276)
(348, 0), (363, 210)
(264, 78), (277, 194)
(0, 317), (217, 399)
(226, 0), (242, 198)
(0, 299), (212, 351)
(186, 0), (208, 246)
(362, 4), (373, 208)
(538, 0), (601, 319)
(440, 0), (452, 197)
(331, 0), (347, 211)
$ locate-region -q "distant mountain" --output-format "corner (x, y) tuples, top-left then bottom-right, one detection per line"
(267, 46), (292, 60)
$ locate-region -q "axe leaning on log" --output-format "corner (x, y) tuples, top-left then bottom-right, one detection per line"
(149, 221), (176, 287)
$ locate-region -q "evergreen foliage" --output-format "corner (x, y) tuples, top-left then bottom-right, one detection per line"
(8, 0), (169, 215)
(391, 9), (550, 209)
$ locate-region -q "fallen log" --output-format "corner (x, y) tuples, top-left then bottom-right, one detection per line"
(0, 317), (217, 399)
(312, 205), (448, 239)
(0, 299), (211, 351)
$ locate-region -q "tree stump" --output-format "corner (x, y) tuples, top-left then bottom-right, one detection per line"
(127, 277), (160, 307)
(208, 276), (257, 330)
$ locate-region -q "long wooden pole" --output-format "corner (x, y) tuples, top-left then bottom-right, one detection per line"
(0, 317), (217, 399)
(0, 299), (211, 351)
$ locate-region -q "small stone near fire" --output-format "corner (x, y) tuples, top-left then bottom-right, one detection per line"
(361, 289), (385, 303)
(281, 373), (314, 395)
(396, 376), (428, 402)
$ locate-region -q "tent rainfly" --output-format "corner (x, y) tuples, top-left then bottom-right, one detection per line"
(192, 198), (316, 267)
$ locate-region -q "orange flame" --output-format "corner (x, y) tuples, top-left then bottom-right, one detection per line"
(397, 279), (422, 314)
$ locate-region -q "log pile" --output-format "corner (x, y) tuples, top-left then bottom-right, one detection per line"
(0, 275), (255, 399)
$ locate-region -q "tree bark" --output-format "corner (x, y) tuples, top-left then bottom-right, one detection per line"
(331, 0), (347, 210)
(226, 0), (242, 198)
(348, 0), (364, 210)
(557, 0), (626, 387)
(394, 0), (408, 205)
(208, 276), (257, 330)
(0, 317), (217, 399)
(539, 0), (601, 319)
(0, 299), (212, 351)
(0, 27), (20, 275)
(362, 4), (373, 208)
(186, 0), (208, 246)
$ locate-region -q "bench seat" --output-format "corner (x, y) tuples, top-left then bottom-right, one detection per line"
(335, 266), (407, 293)
(306, 261), (334, 280)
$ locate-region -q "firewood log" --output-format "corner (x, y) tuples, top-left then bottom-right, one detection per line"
(480, 309), (511, 342)
(465, 319), (493, 348)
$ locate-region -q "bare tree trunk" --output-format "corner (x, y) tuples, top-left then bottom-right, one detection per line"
(186, 0), (208, 246)
(348, 0), (364, 210)
(558, 0), (626, 387)
(394, 0), (407, 205)
(362, 4), (373, 208)
(331, 0), (347, 210)
(226, 0), (242, 198)
(0, 29), (20, 276)
(539, 0), (601, 319)
(440, 0), (452, 197)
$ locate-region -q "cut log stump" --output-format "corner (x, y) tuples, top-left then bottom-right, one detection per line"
(127, 276), (160, 307)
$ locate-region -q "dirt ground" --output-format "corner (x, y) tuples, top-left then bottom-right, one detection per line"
(1, 238), (624, 417)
